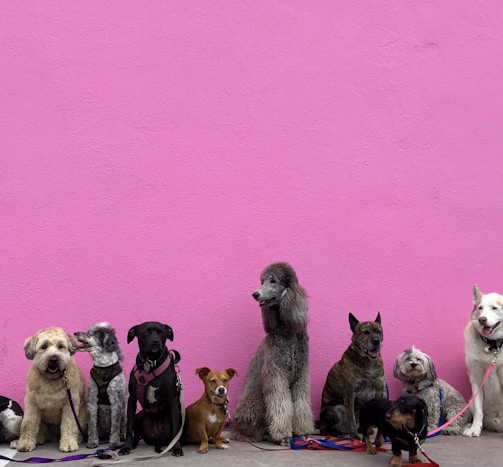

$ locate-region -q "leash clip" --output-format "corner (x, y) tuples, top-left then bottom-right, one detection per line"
(95, 448), (119, 460)
(491, 348), (500, 364)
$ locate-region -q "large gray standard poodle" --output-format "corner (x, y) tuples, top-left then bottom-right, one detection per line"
(231, 262), (314, 446)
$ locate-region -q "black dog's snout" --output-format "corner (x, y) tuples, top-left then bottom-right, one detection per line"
(371, 337), (380, 347)
(252, 291), (260, 300)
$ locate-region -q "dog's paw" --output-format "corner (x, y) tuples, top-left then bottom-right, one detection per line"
(16, 439), (36, 452)
(87, 438), (99, 449)
(463, 424), (482, 437)
(197, 445), (209, 454)
(349, 431), (361, 441)
(118, 446), (131, 456)
(365, 446), (377, 455)
(389, 455), (403, 467)
(9, 439), (19, 450)
(442, 425), (462, 435)
(59, 438), (79, 452)
(171, 447), (184, 457)
(277, 437), (291, 447)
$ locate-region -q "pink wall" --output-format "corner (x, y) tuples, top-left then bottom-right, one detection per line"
(1, 1), (503, 420)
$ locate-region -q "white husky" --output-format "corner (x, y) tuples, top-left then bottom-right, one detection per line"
(463, 284), (503, 437)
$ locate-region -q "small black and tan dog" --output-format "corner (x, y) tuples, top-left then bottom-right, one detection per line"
(320, 312), (386, 439)
(119, 321), (183, 457)
(358, 395), (428, 467)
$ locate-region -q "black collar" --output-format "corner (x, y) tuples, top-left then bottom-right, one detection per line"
(480, 335), (503, 352)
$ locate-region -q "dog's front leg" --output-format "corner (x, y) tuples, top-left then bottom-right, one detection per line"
(59, 403), (80, 452)
(168, 398), (183, 456)
(291, 371), (314, 437)
(195, 425), (210, 454)
(15, 402), (41, 452)
(264, 372), (293, 445)
(86, 383), (99, 448)
(119, 394), (137, 455)
(213, 421), (229, 450)
(389, 441), (403, 467)
(342, 391), (359, 439)
(463, 371), (485, 437)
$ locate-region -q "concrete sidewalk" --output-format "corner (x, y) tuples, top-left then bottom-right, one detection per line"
(2, 430), (501, 466)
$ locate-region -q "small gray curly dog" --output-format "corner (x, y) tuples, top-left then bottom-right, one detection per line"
(393, 346), (470, 435)
(75, 322), (127, 447)
(231, 262), (314, 446)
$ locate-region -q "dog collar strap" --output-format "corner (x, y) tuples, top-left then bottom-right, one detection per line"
(406, 382), (434, 393)
(209, 397), (229, 416)
(480, 335), (503, 352)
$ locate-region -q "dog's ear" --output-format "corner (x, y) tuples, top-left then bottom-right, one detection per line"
(375, 312), (381, 324)
(127, 326), (138, 344)
(225, 368), (237, 379)
(164, 324), (174, 341)
(392, 353), (403, 379)
(103, 330), (120, 355)
(67, 333), (78, 355)
(24, 335), (37, 360)
(196, 367), (210, 379)
(424, 353), (437, 381)
(349, 313), (359, 332)
(473, 284), (482, 306)
(278, 282), (308, 333)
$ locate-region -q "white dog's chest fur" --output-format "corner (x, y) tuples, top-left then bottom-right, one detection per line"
(465, 324), (503, 412)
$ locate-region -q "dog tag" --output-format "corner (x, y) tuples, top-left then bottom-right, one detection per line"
(143, 362), (150, 373)
(484, 344), (492, 353)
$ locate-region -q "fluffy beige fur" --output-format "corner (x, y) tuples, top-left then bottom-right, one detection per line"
(12, 327), (87, 452)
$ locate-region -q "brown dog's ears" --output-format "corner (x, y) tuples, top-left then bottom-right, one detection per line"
(375, 312), (381, 324)
(225, 368), (237, 379)
(127, 326), (138, 344)
(24, 335), (37, 360)
(348, 313), (359, 333)
(67, 333), (78, 356)
(196, 367), (211, 379)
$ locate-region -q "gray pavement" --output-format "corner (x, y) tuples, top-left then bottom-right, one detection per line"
(1, 429), (501, 466)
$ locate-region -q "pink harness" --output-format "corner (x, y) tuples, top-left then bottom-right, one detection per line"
(133, 355), (171, 413)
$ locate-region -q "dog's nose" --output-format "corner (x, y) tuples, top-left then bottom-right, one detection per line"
(479, 316), (487, 326)
(217, 387), (226, 396)
(252, 291), (260, 300)
(410, 363), (418, 368)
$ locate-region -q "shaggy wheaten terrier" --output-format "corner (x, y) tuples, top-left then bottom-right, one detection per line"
(13, 327), (87, 452)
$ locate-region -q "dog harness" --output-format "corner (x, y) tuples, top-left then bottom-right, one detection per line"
(133, 349), (180, 413)
(90, 362), (124, 405)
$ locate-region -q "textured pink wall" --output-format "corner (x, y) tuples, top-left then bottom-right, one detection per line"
(1, 2), (503, 421)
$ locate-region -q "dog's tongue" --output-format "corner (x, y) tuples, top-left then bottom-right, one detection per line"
(368, 349), (379, 358)
(482, 325), (495, 336)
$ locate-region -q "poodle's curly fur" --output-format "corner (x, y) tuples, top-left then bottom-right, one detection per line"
(231, 262), (314, 446)
(393, 346), (470, 435)
(74, 322), (127, 448)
